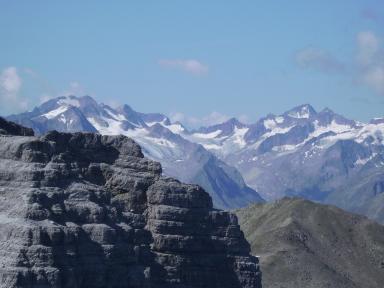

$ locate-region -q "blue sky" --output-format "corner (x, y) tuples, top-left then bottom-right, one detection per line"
(0, 1), (383, 126)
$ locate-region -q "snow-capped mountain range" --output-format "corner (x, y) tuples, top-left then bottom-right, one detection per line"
(7, 96), (384, 223)
(187, 104), (384, 223)
(7, 96), (264, 210)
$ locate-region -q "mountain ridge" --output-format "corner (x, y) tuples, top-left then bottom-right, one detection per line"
(236, 197), (384, 288)
(7, 95), (264, 210)
(185, 103), (384, 224)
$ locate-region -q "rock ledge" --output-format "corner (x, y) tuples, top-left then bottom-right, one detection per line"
(0, 119), (261, 288)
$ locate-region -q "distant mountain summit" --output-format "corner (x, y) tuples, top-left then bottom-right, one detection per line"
(7, 95), (264, 210)
(8, 95), (98, 134)
(370, 117), (384, 125)
(193, 117), (246, 138)
(284, 103), (317, 119)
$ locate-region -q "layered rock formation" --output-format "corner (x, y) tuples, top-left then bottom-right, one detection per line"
(0, 119), (261, 288)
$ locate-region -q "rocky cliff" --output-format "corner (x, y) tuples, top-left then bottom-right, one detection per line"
(0, 116), (34, 136)
(0, 119), (261, 288)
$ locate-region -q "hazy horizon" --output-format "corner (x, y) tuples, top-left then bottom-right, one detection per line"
(6, 94), (383, 130)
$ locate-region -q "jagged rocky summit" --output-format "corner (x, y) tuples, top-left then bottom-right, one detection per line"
(0, 119), (261, 288)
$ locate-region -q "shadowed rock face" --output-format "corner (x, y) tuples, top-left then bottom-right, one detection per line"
(0, 119), (261, 288)
(0, 117), (34, 136)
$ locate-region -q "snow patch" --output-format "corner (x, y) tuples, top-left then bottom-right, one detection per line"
(355, 154), (375, 166)
(58, 97), (80, 108)
(262, 125), (294, 138)
(146, 120), (167, 127)
(356, 123), (384, 144)
(87, 116), (138, 136)
(201, 143), (222, 150)
(146, 120), (185, 134)
(166, 123), (185, 134)
(42, 105), (69, 119)
(288, 106), (310, 119)
(150, 137), (176, 148)
(275, 116), (284, 124)
(59, 114), (67, 124)
(193, 130), (222, 139)
(104, 107), (127, 121)
(309, 120), (353, 139)
(232, 127), (249, 148)
(272, 144), (299, 152)
(263, 119), (277, 130)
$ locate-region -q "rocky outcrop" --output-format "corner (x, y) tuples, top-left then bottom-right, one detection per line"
(0, 119), (261, 287)
(0, 116), (34, 136)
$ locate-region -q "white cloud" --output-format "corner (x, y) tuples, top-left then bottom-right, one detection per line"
(158, 59), (208, 75)
(61, 81), (85, 96)
(200, 111), (230, 126)
(295, 47), (344, 73)
(105, 99), (121, 109)
(295, 31), (384, 97)
(0, 67), (28, 112)
(35, 80), (89, 106)
(238, 114), (250, 124)
(39, 93), (53, 104)
(356, 31), (384, 96)
(169, 112), (187, 123)
(361, 66), (384, 95)
(0, 67), (21, 96)
(37, 81), (87, 104)
(357, 31), (379, 66)
(0, 69), (90, 114)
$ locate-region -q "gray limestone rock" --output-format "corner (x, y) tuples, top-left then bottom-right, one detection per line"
(0, 119), (261, 288)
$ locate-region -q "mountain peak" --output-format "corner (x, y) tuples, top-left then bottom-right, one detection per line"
(224, 117), (245, 127)
(285, 104), (317, 119)
(41, 95), (101, 112)
(320, 107), (335, 114)
(119, 103), (134, 112)
(370, 117), (384, 124)
(56, 95), (82, 107)
(193, 117), (246, 137)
